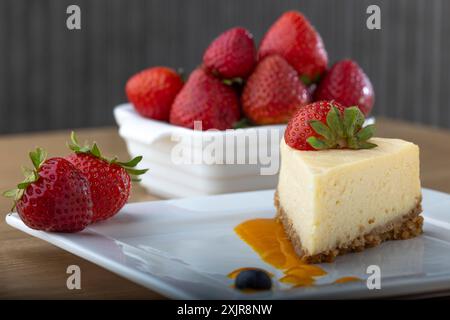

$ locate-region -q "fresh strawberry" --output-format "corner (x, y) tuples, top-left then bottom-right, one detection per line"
(203, 27), (256, 79)
(258, 11), (328, 84)
(170, 68), (240, 130)
(314, 59), (374, 116)
(3, 148), (93, 232)
(126, 67), (184, 121)
(66, 132), (148, 223)
(242, 55), (309, 125)
(284, 101), (377, 151)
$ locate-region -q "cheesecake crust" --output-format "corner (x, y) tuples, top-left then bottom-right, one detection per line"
(274, 191), (423, 263)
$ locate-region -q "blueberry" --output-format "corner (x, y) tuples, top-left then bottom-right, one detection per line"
(235, 269), (272, 290)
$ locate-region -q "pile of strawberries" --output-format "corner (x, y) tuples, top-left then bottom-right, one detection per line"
(126, 10), (374, 130)
(3, 133), (147, 232)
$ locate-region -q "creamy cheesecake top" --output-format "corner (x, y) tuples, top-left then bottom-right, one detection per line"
(280, 137), (419, 175)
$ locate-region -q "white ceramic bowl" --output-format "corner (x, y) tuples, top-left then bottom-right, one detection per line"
(114, 104), (285, 198)
(114, 103), (375, 198)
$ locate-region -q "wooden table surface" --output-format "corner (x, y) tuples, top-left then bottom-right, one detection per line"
(1, 118), (450, 299)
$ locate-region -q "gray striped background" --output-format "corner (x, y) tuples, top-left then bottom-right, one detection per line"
(0, 0), (449, 134)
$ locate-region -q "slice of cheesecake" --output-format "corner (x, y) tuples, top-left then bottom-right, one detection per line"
(276, 137), (423, 263)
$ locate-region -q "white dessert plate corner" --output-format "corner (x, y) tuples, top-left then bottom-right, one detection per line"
(6, 188), (450, 299)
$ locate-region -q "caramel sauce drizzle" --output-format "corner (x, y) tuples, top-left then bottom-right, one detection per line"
(232, 218), (361, 288)
(333, 276), (361, 284)
(232, 218), (326, 287)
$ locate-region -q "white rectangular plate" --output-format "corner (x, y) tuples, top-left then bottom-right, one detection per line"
(6, 188), (450, 299)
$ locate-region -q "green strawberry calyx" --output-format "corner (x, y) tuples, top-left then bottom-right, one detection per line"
(307, 105), (377, 150)
(68, 131), (148, 181)
(2, 147), (47, 209)
(300, 73), (322, 86)
(233, 117), (253, 129)
(222, 77), (244, 86)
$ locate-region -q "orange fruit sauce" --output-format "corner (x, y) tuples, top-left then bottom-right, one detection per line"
(230, 218), (360, 288)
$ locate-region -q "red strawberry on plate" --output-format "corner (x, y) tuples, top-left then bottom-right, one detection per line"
(203, 27), (256, 80)
(242, 55), (309, 125)
(259, 11), (328, 84)
(284, 100), (377, 151)
(170, 68), (240, 130)
(314, 59), (374, 116)
(66, 132), (148, 223)
(3, 148), (93, 232)
(126, 66), (184, 121)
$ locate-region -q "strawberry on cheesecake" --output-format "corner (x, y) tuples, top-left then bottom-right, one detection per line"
(276, 101), (423, 263)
